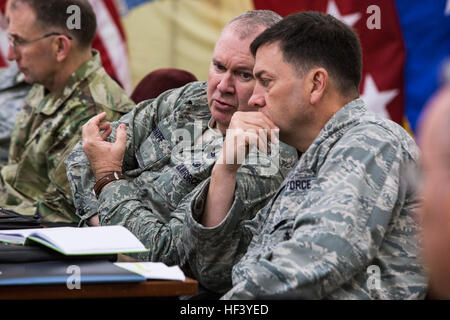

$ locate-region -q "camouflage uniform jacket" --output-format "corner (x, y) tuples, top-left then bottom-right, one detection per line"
(65, 81), (298, 265)
(182, 98), (427, 299)
(0, 51), (134, 223)
(0, 63), (31, 162)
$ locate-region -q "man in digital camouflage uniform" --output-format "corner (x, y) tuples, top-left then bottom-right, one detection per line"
(0, 0), (134, 223)
(0, 1), (31, 164)
(181, 12), (427, 299)
(65, 10), (298, 266)
(0, 63), (30, 163)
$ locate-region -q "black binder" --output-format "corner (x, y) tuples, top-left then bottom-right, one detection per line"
(0, 208), (41, 230)
(0, 260), (146, 286)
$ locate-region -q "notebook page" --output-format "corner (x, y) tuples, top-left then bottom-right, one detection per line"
(28, 226), (148, 255)
(115, 262), (186, 281)
(0, 228), (39, 244)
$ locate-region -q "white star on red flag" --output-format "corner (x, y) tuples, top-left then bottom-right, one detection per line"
(326, 0), (361, 26)
(360, 75), (399, 119)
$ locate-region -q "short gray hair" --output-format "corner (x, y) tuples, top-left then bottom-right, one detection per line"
(225, 10), (282, 40)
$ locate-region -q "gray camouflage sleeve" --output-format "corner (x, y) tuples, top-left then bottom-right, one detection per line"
(97, 178), (187, 264)
(64, 139), (99, 222)
(98, 153), (291, 266)
(65, 83), (205, 224)
(81, 86), (196, 263)
(182, 165), (287, 293)
(65, 97), (160, 223)
(222, 125), (420, 299)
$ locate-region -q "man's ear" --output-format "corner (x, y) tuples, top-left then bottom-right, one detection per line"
(308, 67), (328, 105)
(54, 35), (72, 62)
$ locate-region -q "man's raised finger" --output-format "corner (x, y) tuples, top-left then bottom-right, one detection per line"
(89, 112), (107, 126)
(113, 123), (128, 151)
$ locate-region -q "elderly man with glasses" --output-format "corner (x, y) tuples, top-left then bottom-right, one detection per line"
(0, 0), (134, 224)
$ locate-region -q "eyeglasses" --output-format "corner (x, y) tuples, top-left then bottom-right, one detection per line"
(8, 32), (72, 50)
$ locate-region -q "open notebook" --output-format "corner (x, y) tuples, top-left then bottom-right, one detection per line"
(0, 225), (149, 256)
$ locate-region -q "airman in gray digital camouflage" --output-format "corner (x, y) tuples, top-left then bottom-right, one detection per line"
(65, 10), (298, 265)
(0, 63), (31, 163)
(181, 11), (427, 299)
(0, 0), (134, 223)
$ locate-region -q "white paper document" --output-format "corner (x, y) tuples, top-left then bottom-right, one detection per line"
(115, 262), (186, 282)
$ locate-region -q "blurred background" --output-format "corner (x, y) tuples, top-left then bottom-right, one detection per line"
(0, 0), (449, 135)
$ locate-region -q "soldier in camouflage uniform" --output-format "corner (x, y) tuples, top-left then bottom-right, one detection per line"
(181, 12), (427, 299)
(65, 11), (298, 266)
(0, 63), (31, 163)
(0, 0), (134, 223)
